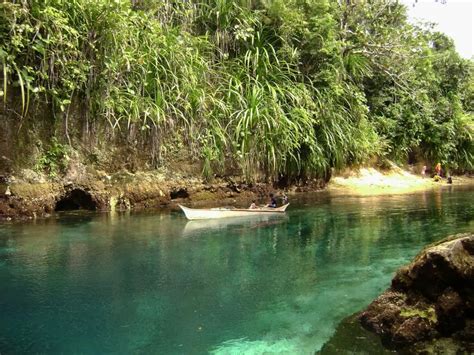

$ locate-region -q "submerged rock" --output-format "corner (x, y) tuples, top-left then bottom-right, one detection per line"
(359, 233), (474, 352)
(318, 314), (394, 354)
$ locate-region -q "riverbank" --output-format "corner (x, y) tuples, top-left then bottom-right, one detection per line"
(1, 164), (472, 220)
(329, 166), (473, 196)
(0, 168), (324, 220)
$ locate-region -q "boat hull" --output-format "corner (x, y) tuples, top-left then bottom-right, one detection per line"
(179, 204), (289, 220)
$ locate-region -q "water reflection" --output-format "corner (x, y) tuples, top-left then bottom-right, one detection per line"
(181, 215), (287, 237)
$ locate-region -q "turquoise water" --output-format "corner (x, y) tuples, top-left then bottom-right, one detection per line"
(0, 187), (473, 354)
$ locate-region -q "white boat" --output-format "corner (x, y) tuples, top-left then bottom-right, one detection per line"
(178, 203), (290, 220)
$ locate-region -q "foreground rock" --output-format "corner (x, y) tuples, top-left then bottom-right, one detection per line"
(359, 233), (474, 353)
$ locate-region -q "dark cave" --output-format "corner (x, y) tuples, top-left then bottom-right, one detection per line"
(170, 188), (189, 200)
(55, 189), (97, 211)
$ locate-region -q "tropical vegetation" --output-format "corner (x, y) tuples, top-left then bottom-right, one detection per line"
(0, 0), (472, 181)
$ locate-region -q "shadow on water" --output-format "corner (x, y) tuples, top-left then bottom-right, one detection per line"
(318, 313), (395, 354)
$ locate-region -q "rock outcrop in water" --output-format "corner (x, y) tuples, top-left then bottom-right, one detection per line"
(0, 169), (324, 220)
(359, 233), (474, 353)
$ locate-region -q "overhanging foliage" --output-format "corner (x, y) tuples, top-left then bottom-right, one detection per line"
(0, 0), (472, 179)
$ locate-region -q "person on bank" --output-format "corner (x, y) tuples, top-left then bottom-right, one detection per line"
(421, 165), (427, 178)
(266, 193), (277, 208)
(249, 200), (257, 209)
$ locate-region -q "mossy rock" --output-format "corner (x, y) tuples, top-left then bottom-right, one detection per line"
(359, 233), (474, 352)
(400, 307), (437, 324)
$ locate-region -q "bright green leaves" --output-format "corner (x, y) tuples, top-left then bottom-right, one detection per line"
(0, 1), (90, 119)
(0, 0), (472, 179)
(35, 137), (68, 178)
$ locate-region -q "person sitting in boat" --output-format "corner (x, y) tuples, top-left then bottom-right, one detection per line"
(249, 200), (258, 209)
(282, 193), (288, 204)
(266, 193), (277, 208)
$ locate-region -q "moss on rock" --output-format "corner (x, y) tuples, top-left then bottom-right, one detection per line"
(359, 233), (474, 351)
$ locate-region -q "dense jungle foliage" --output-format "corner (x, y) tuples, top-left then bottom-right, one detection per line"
(0, 0), (473, 181)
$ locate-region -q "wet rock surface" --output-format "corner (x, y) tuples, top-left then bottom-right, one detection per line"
(0, 170), (320, 220)
(359, 233), (474, 353)
(318, 314), (394, 354)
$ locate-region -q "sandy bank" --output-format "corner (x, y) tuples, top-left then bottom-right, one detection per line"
(329, 166), (473, 196)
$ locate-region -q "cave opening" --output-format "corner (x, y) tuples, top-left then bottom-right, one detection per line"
(170, 188), (189, 200)
(55, 189), (97, 211)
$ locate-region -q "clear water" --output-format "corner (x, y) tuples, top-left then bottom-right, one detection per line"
(0, 187), (473, 354)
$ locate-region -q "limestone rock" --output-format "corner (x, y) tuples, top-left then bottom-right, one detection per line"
(392, 235), (474, 300)
(359, 233), (474, 351)
(18, 169), (47, 183)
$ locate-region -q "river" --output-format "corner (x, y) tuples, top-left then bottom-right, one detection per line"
(0, 186), (473, 354)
